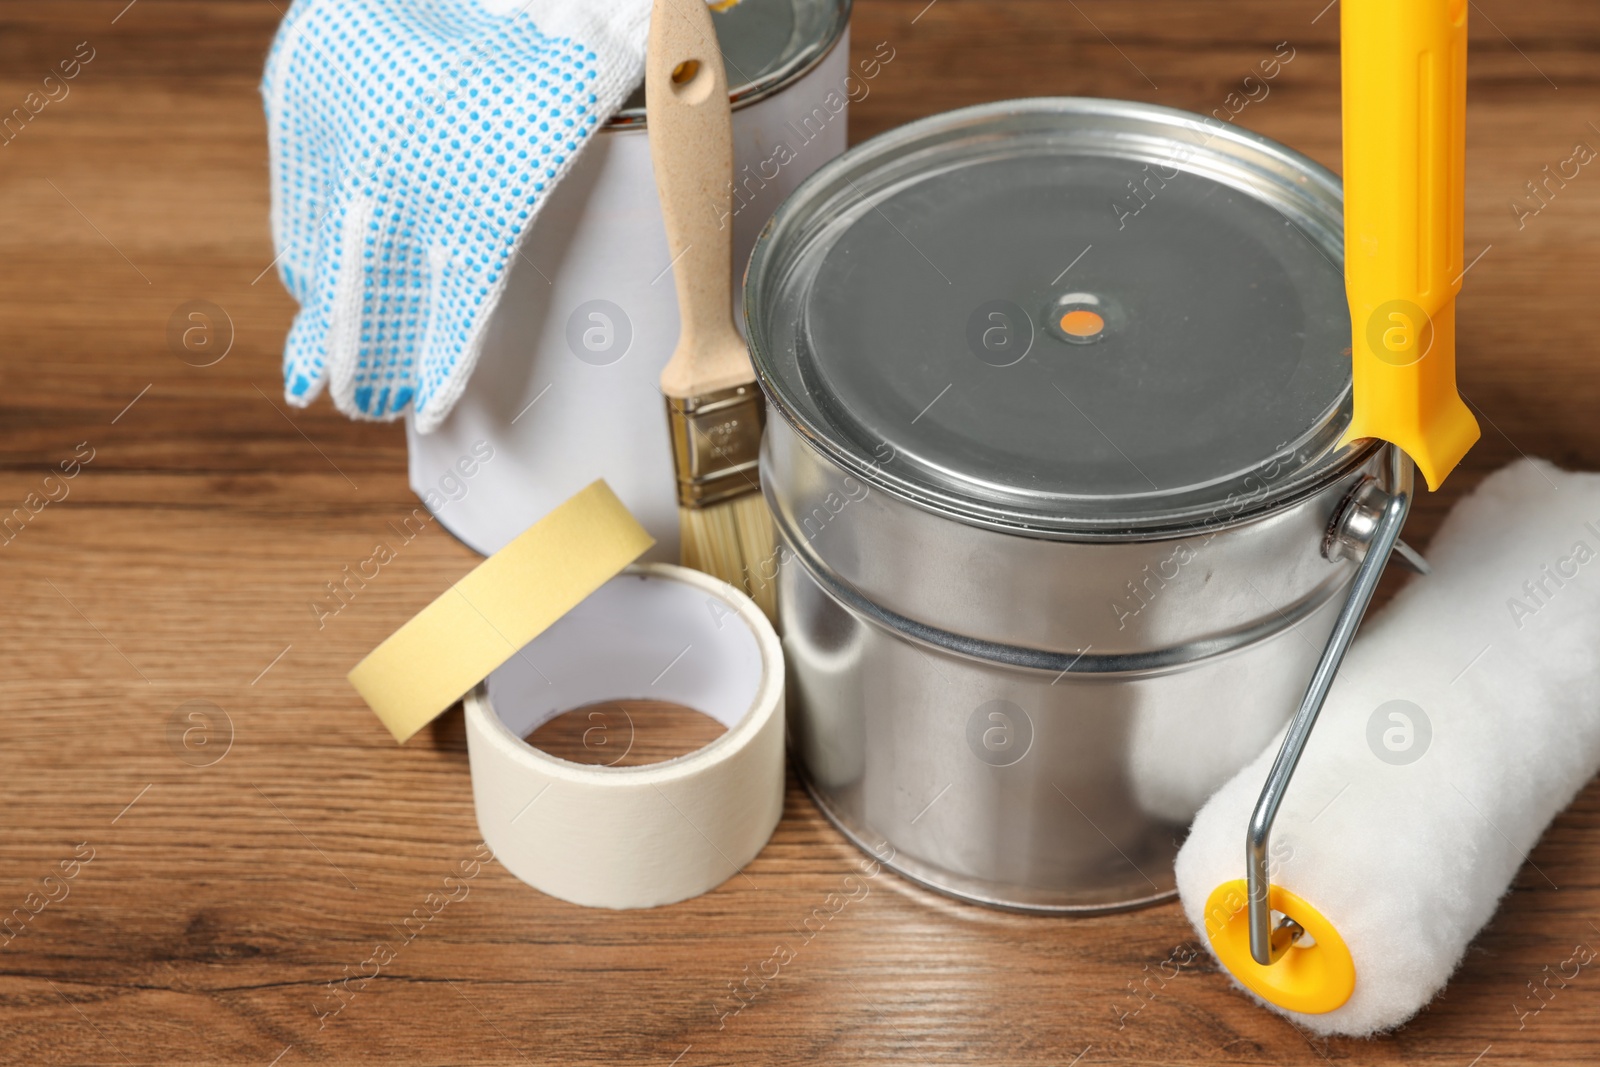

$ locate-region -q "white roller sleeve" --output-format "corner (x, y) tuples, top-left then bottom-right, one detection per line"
(465, 563), (784, 909)
(1177, 458), (1600, 1036)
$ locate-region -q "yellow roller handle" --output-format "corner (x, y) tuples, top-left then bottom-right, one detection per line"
(1339, 0), (1480, 490)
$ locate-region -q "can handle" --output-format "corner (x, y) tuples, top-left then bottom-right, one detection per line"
(1338, 0), (1479, 490)
(1244, 446), (1415, 966)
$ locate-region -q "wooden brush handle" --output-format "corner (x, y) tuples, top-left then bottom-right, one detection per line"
(647, 0), (752, 399)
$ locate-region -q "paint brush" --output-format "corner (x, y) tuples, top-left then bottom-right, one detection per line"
(646, 0), (777, 620)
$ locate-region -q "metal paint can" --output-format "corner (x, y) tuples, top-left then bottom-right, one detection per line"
(408, 0), (855, 557)
(745, 98), (1396, 912)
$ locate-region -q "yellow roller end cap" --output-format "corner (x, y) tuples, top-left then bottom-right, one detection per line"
(1203, 880), (1355, 1015)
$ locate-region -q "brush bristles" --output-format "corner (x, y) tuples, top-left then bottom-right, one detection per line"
(680, 492), (778, 622)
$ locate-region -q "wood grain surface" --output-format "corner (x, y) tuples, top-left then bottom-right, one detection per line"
(3, 1), (1600, 1064)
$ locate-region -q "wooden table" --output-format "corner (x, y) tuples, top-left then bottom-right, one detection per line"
(4, 1), (1599, 1063)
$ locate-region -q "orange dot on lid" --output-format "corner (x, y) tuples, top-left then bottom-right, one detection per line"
(1059, 309), (1105, 338)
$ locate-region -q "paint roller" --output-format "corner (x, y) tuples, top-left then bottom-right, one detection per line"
(1172, 0), (1600, 1036)
(1178, 459), (1600, 1035)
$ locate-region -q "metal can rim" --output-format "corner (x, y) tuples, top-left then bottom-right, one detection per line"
(606, 0), (853, 130)
(745, 96), (1384, 542)
(768, 483), (1360, 671)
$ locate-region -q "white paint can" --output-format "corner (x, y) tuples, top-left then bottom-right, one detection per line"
(407, 0), (858, 557)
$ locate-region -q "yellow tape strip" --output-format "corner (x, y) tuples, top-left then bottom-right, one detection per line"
(348, 480), (655, 743)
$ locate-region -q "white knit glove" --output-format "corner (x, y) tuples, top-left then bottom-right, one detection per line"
(261, 0), (651, 431)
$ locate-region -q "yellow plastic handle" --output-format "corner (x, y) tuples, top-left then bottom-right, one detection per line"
(1339, 0), (1480, 490)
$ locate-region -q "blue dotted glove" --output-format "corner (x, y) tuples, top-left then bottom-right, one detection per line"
(262, 0), (650, 430)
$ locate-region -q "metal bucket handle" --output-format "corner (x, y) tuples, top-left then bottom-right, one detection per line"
(1245, 445), (1426, 965)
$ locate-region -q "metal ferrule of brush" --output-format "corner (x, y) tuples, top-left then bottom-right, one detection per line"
(667, 383), (767, 508)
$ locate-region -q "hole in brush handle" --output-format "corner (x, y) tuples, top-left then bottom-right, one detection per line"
(668, 57), (715, 104)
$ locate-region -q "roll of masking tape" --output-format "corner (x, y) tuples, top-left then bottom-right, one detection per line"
(464, 562), (784, 909)
(349, 480), (656, 743)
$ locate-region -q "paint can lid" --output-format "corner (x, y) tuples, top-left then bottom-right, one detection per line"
(746, 98), (1375, 536)
(613, 0), (850, 124)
